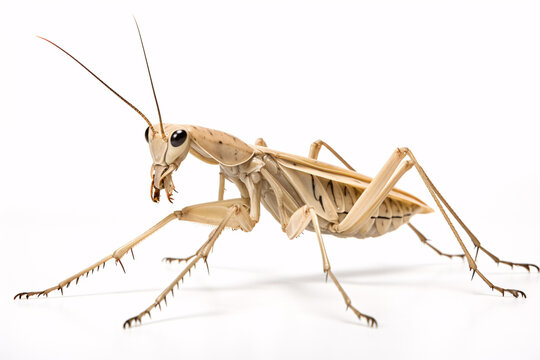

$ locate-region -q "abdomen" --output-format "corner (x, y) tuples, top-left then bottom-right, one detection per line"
(319, 179), (423, 239)
(259, 155), (424, 239)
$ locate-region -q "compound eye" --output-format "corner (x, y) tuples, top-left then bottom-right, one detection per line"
(170, 130), (187, 147)
(145, 127), (150, 143)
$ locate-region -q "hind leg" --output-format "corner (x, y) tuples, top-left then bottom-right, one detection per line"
(408, 223), (538, 272)
(403, 148), (540, 276)
(475, 246), (539, 272)
(334, 148), (537, 298)
(402, 148), (538, 296)
(408, 223), (465, 260)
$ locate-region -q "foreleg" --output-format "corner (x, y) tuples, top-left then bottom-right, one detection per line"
(123, 203), (247, 328)
(14, 213), (178, 299)
(14, 199), (253, 300)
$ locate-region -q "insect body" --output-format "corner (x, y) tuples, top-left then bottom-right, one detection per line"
(15, 25), (539, 329)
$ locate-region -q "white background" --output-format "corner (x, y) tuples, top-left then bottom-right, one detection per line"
(1, 0), (539, 359)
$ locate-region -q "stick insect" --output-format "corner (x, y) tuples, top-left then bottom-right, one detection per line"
(15, 23), (539, 329)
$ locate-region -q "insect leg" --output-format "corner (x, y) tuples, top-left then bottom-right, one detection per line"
(408, 223), (465, 260)
(332, 149), (413, 236)
(14, 213), (179, 300)
(401, 148), (537, 296)
(163, 198), (255, 263)
(308, 140), (356, 171)
(333, 148), (536, 297)
(260, 168), (300, 230)
(405, 155), (538, 272)
(254, 138), (268, 147)
(14, 198), (255, 301)
(286, 205), (377, 327)
(218, 172), (225, 201)
(475, 246), (539, 272)
(123, 202), (251, 328)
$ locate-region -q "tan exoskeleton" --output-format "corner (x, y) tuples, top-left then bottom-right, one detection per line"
(15, 24), (539, 329)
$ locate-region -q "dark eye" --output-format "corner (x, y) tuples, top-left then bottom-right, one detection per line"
(145, 127), (150, 143)
(171, 130), (187, 147)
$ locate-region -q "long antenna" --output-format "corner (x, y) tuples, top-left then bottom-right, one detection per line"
(37, 36), (156, 134)
(133, 17), (166, 139)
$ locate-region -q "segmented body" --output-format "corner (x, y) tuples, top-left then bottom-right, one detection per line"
(220, 148), (432, 240)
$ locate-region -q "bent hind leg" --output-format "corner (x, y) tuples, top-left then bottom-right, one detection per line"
(408, 223), (465, 260)
(333, 147), (537, 298)
(402, 148), (538, 296)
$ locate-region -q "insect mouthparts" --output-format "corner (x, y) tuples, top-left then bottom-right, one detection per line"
(150, 164), (177, 203)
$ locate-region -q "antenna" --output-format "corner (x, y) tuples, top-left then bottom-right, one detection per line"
(133, 17), (166, 139)
(37, 36), (157, 133)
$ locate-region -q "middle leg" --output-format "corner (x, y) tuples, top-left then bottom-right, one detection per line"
(308, 139), (356, 171)
(286, 205), (377, 327)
